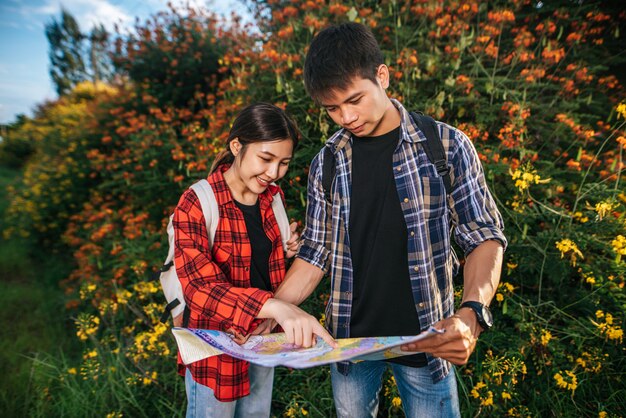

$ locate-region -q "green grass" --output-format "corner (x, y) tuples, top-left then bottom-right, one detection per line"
(0, 261), (76, 415)
(0, 164), (78, 415)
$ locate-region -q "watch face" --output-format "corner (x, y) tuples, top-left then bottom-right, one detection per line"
(482, 305), (494, 327)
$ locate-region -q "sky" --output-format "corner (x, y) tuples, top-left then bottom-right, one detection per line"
(0, 0), (252, 124)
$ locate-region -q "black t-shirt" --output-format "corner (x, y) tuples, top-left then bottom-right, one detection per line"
(348, 126), (427, 367)
(234, 200), (272, 291)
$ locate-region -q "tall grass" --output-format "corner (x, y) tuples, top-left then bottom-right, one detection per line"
(0, 166), (77, 415)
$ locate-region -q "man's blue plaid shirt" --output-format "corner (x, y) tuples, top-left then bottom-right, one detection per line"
(297, 99), (507, 382)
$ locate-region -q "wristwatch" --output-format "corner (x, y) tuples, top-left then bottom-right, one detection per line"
(460, 301), (493, 331)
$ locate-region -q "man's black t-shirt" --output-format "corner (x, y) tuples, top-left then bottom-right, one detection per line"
(349, 126), (427, 367)
(234, 200), (272, 291)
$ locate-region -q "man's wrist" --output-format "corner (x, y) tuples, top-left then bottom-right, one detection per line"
(459, 301), (493, 331)
(457, 306), (482, 335)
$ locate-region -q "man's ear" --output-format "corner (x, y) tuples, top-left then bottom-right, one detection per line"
(230, 138), (242, 157)
(376, 64), (390, 89)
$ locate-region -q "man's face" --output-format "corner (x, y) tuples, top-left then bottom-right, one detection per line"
(320, 65), (399, 137)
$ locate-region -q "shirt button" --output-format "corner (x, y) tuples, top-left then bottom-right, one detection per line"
(244, 267), (249, 272)
(413, 266), (419, 272)
(344, 291), (352, 298)
(396, 166), (402, 172)
(418, 302), (425, 308)
(410, 231), (415, 236)
(404, 198), (409, 203)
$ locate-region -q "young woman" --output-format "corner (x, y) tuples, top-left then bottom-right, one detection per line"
(173, 103), (334, 418)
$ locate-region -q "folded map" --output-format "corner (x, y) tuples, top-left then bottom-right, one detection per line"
(172, 327), (443, 369)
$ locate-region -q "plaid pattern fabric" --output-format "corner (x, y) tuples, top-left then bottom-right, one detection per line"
(298, 99), (507, 382)
(173, 164), (286, 401)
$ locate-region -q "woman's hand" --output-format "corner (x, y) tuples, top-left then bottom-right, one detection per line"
(250, 319), (277, 336)
(285, 222), (300, 258)
(259, 298), (337, 348)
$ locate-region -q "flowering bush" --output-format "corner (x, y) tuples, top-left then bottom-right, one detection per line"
(4, 1), (625, 416)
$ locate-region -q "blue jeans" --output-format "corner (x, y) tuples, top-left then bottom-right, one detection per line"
(331, 361), (460, 418)
(185, 365), (274, 418)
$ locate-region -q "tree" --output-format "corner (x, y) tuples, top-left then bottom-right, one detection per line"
(45, 9), (87, 96)
(88, 24), (112, 83)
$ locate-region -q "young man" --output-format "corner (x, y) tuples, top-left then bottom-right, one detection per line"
(276, 22), (506, 417)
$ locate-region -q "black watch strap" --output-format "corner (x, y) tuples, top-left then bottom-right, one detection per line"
(460, 301), (493, 331)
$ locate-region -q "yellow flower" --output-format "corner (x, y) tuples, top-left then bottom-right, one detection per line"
(496, 293), (504, 302)
(510, 165), (550, 192)
(68, 368), (77, 375)
(506, 261), (518, 273)
(75, 313), (100, 341)
(391, 397), (402, 408)
(116, 289), (132, 305)
(617, 102), (626, 119)
(599, 411), (608, 418)
(540, 329), (552, 346)
(594, 200), (615, 220)
(555, 239), (584, 266)
(611, 235), (626, 262)
(480, 391), (494, 406)
(554, 370), (578, 392)
(572, 211), (589, 223)
(501, 391), (512, 400)
(471, 381), (487, 398)
(301, 407), (308, 416)
(606, 326), (623, 342)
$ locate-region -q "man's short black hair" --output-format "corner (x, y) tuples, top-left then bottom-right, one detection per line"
(304, 22), (384, 104)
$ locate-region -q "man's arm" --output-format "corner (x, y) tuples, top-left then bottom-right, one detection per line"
(401, 240), (503, 364)
(402, 127), (506, 364)
(248, 259), (326, 340)
(274, 258), (326, 305)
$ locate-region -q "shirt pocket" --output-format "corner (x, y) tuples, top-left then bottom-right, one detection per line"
(212, 244), (233, 265)
(418, 173), (447, 219)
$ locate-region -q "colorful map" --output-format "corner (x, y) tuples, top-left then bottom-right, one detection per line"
(172, 327), (443, 368)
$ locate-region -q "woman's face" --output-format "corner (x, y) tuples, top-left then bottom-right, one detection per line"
(229, 138), (293, 197)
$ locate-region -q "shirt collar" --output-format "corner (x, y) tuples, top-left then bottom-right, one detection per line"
(324, 98), (427, 152)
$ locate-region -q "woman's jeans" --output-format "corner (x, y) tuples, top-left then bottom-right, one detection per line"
(185, 365), (274, 418)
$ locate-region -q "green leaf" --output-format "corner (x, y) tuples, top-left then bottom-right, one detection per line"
(347, 7), (358, 22)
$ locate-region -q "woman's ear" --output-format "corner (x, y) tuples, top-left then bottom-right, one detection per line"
(230, 138), (242, 157)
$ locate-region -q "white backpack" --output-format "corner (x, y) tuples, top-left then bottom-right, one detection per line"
(158, 179), (291, 322)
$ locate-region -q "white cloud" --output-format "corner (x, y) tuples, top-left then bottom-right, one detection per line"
(8, 0), (133, 32)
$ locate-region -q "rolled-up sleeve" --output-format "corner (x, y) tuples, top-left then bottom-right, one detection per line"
(297, 152), (332, 272)
(173, 189), (272, 335)
(449, 129), (507, 256)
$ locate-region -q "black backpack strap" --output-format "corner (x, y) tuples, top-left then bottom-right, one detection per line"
(182, 306), (191, 328)
(409, 112), (453, 195)
(159, 299), (181, 323)
(150, 260), (174, 281)
(322, 146), (336, 203)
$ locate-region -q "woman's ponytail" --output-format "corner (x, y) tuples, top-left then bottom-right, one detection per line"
(209, 148), (234, 174)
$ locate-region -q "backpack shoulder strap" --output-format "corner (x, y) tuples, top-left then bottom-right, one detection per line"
(409, 112), (453, 195)
(270, 187), (291, 251)
(189, 179), (219, 248)
(322, 146), (336, 203)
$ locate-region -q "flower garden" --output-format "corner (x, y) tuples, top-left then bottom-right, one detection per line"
(0, 1), (624, 416)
